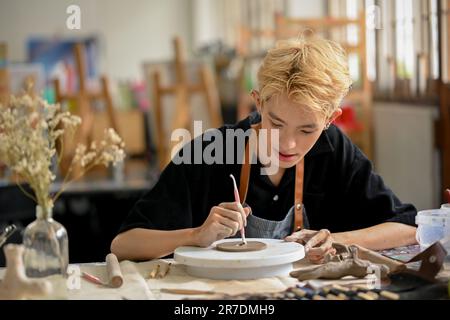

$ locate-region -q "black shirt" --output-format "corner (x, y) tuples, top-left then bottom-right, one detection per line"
(118, 112), (416, 234)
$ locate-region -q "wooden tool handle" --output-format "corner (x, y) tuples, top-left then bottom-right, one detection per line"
(106, 253), (123, 288)
(160, 288), (215, 295)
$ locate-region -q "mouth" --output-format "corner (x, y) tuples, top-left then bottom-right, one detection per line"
(276, 150), (298, 162)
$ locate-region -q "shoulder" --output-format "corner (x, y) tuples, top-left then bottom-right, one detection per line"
(324, 124), (368, 164)
(306, 124), (372, 178)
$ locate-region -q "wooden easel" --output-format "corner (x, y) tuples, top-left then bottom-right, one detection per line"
(0, 43), (9, 106)
(53, 43), (120, 177)
(152, 37), (223, 170)
(274, 12), (373, 160)
(0, 43), (9, 180)
(235, 24), (277, 121)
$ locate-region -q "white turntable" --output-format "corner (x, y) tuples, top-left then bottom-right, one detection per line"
(174, 238), (304, 280)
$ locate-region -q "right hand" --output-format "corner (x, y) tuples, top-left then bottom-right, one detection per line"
(193, 202), (251, 247)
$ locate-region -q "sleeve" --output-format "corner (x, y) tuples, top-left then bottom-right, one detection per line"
(341, 139), (417, 228)
(117, 159), (195, 234)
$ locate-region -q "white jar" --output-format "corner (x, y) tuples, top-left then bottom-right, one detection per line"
(415, 209), (450, 251)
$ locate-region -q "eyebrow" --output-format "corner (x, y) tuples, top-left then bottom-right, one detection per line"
(268, 111), (318, 129)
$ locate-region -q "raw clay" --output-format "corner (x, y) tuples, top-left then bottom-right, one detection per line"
(216, 241), (267, 252)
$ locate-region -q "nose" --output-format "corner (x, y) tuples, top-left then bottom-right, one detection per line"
(279, 131), (296, 151)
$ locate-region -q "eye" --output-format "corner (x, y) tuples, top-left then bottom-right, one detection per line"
(299, 129), (317, 135)
(270, 120), (282, 128)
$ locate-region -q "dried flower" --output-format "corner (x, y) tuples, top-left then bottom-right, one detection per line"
(0, 87), (126, 217)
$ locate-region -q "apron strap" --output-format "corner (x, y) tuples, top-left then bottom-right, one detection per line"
(239, 123), (259, 203)
(294, 159), (304, 231)
(238, 122), (305, 230)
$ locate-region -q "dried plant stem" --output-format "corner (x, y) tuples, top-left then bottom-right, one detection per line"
(15, 177), (37, 203)
(57, 138), (64, 165)
(52, 161), (97, 203)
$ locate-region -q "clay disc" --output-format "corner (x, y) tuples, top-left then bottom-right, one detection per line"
(215, 241), (267, 252)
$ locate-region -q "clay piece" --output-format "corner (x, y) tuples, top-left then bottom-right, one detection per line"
(290, 243), (391, 281)
(290, 258), (390, 280)
(216, 241), (267, 252)
(0, 244), (52, 300)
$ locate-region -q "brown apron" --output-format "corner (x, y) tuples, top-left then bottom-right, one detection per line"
(237, 123), (305, 231)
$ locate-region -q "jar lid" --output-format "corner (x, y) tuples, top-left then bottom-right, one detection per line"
(416, 209), (450, 226)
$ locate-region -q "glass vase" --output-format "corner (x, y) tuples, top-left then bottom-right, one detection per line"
(22, 205), (69, 279)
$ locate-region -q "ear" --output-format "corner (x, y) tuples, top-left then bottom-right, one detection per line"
(251, 90), (262, 112)
(327, 108), (342, 126)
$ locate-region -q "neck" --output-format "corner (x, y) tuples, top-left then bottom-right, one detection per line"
(267, 166), (285, 187)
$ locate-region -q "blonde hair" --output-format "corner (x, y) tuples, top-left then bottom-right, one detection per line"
(257, 34), (352, 118)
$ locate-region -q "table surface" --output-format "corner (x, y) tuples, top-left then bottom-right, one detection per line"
(1, 246), (449, 300)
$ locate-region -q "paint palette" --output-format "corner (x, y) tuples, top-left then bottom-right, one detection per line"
(174, 238), (304, 280)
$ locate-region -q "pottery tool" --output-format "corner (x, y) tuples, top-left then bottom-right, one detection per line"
(148, 264), (161, 279)
(81, 271), (106, 286)
(221, 176), (267, 252)
(105, 253), (123, 288)
(229, 174), (246, 245)
(174, 238), (304, 280)
(160, 263), (171, 278)
(0, 224), (17, 247)
(159, 288), (216, 295)
(147, 262), (172, 279)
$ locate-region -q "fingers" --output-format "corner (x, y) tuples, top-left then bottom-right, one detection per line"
(304, 229), (331, 251)
(308, 246), (335, 264)
(219, 202), (247, 227)
(307, 236), (333, 258)
(242, 204), (252, 216)
(304, 229), (333, 264)
(217, 215), (240, 235)
(215, 223), (234, 239)
(284, 229), (316, 244)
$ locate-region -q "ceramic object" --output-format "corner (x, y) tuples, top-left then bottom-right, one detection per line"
(216, 240), (267, 252)
(174, 238), (304, 280)
(0, 244), (52, 300)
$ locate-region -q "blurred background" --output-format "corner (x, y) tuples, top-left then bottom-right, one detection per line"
(0, 0), (449, 263)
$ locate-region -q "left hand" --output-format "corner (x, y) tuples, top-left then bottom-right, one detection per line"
(285, 229), (336, 264)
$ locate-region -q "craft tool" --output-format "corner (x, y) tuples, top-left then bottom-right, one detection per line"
(81, 271), (105, 286)
(105, 253), (123, 288)
(148, 264), (161, 279)
(160, 288), (216, 295)
(0, 224), (17, 247)
(159, 263), (171, 278)
(229, 174), (246, 245)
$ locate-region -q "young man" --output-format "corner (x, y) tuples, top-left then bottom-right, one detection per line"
(111, 36), (417, 264)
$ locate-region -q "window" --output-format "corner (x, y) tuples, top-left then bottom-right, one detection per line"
(331, 0), (442, 103)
